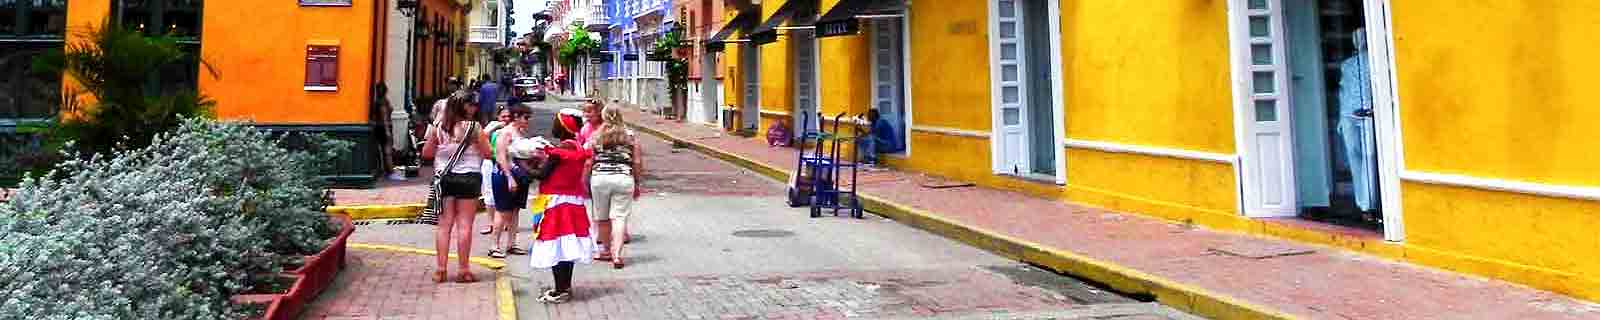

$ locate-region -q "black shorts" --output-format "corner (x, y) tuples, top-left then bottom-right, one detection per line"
(439, 172), (482, 198)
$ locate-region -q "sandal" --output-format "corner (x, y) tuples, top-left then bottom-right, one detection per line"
(488, 249), (506, 259)
(612, 256), (624, 269)
(456, 272), (479, 283)
(593, 253), (612, 261)
(536, 290), (571, 304)
(431, 270), (447, 283)
(507, 247), (528, 255)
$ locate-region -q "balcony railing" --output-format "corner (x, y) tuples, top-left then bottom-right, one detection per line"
(586, 3), (609, 28)
(468, 26), (501, 44)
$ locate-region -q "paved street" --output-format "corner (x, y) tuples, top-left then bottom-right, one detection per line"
(501, 101), (1199, 320)
(342, 100), (1202, 319)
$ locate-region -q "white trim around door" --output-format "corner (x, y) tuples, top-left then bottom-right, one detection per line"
(1363, 0), (1407, 242)
(1227, 0), (1409, 241)
(1046, 0), (1068, 185)
(899, 7), (915, 158)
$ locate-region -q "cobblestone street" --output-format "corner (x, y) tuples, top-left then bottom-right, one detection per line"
(341, 100), (1201, 319)
(500, 101), (1198, 320)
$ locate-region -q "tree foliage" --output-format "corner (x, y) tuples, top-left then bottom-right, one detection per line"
(30, 19), (219, 159)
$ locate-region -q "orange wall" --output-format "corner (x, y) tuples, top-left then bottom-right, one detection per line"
(199, 2), (380, 125)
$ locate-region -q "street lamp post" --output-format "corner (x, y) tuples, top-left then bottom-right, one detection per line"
(390, 0), (421, 176)
(398, 0), (419, 116)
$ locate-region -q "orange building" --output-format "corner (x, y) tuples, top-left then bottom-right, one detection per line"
(40, 0), (467, 185)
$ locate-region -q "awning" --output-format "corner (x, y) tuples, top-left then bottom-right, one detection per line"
(705, 9), (760, 52)
(815, 0), (902, 38)
(748, 0), (819, 45)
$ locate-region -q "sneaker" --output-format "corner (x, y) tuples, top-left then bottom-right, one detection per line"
(386, 172), (407, 181)
(536, 290), (571, 304)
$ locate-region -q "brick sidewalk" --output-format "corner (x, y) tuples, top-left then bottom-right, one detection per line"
(301, 248), (500, 320)
(330, 168), (433, 206)
(619, 109), (1600, 320)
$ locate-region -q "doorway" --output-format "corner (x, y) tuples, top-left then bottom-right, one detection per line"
(792, 30), (820, 135)
(867, 16), (907, 155)
(740, 42), (761, 132)
(700, 52), (720, 125)
(989, 0), (1059, 178)
(1234, 0), (1393, 232)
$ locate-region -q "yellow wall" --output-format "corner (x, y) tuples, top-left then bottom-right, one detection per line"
(1388, 0), (1600, 299)
(1060, 0), (1234, 154)
(199, 2), (381, 125)
(1392, 1), (1600, 186)
(816, 0), (870, 119)
(1055, 0), (1239, 220)
(886, 0), (995, 183)
(754, 0), (794, 136)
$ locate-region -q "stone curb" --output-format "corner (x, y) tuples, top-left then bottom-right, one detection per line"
(346, 243), (515, 320)
(623, 120), (1297, 320)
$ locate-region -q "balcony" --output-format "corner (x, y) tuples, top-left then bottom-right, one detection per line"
(585, 3), (609, 30)
(468, 26), (502, 45)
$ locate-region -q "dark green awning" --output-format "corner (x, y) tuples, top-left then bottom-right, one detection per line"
(815, 0), (902, 38)
(705, 9), (760, 52)
(748, 0), (819, 45)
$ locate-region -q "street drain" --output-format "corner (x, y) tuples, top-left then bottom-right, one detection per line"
(731, 229), (795, 238)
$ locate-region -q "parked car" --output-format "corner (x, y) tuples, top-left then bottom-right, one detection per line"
(514, 77), (544, 101)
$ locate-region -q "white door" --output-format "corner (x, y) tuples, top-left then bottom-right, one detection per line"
(869, 19), (906, 151)
(793, 32), (820, 134)
(1239, 0), (1298, 217)
(742, 43), (761, 131)
(993, 0), (1029, 174)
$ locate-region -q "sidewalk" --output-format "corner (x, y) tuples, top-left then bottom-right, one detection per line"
(618, 108), (1600, 320)
(300, 248), (503, 320)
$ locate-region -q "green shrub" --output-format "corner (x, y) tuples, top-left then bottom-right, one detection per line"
(0, 119), (348, 319)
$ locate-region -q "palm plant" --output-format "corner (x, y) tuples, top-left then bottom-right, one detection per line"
(30, 19), (219, 158)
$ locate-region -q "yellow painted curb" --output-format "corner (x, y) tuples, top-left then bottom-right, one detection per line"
(496, 271), (517, 320)
(348, 243), (508, 270)
(326, 204), (425, 220)
(625, 120), (1297, 320)
(347, 243), (515, 319)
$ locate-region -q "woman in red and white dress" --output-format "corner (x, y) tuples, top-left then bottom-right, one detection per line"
(528, 108), (596, 304)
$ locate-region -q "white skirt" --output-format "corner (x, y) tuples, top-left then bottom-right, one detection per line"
(528, 234), (598, 268)
(479, 159), (496, 206)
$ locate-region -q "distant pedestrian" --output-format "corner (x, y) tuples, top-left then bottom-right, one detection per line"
(529, 108), (596, 304)
(478, 76), (500, 124)
(586, 105), (643, 269)
(420, 92), (492, 283)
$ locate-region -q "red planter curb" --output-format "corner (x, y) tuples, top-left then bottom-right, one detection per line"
(236, 214), (356, 320)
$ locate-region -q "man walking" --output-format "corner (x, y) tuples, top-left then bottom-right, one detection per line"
(478, 76), (500, 124)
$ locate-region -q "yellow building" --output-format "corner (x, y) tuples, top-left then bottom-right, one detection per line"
(26, 0), (469, 185)
(711, 0), (1600, 302)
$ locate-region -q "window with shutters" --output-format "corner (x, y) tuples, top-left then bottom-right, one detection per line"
(305, 45), (340, 91)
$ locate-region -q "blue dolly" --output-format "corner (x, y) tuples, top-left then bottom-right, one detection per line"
(785, 112), (864, 218)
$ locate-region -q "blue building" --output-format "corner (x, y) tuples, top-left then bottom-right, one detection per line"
(603, 0), (672, 109)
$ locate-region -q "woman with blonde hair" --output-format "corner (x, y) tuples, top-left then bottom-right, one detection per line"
(586, 105), (643, 269)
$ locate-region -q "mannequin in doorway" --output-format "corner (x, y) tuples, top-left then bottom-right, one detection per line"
(1338, 28), (1380, 222)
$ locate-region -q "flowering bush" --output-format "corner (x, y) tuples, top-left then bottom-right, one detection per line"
(0, 119), (348, 319)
